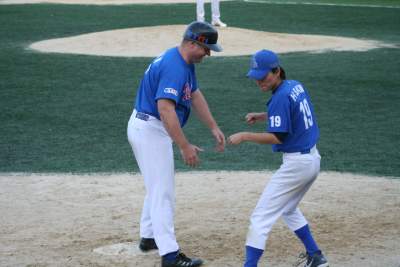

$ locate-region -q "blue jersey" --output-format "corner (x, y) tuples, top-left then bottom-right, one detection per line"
(134, 47), (198, 127)
(266, 80), (319, 153)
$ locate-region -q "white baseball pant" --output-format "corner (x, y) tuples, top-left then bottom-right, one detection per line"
(127, 110), (179, 256)
(196, 0), (221, 22)
(246, 146), (321, 250)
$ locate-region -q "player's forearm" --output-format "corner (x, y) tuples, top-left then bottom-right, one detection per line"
(257, 112), (267, 121)
(195, 106), (219, 131)
(158, 101), (190, 149)
(242, 132), (281, 144)
(192, 90), (219, 130)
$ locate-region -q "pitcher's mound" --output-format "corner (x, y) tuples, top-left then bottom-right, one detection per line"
(29, 25), (393, 57)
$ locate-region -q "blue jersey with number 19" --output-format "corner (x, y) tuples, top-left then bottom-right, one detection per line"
(266, 80), (319, 153)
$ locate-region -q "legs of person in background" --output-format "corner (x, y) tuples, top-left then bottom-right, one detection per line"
(196, 0), (205, 22)
(196, 0), (227, 27)
(211, 0), (227, 27)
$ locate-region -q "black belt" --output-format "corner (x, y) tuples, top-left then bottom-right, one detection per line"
(300, 149), (310, 154)
(135, 112), (150, 121)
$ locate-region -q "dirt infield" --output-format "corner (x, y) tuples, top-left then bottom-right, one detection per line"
(1, 171), (399, 267)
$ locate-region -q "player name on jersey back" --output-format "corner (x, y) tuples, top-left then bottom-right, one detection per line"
(289, 84), (305, 102)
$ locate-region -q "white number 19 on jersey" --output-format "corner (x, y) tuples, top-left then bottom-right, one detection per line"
(269, 115), (281, 127)
(299, 99), (313, 129)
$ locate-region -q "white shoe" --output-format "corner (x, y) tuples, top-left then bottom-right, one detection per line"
(212, 20), (227, 27)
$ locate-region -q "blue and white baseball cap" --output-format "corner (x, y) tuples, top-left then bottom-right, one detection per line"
(247, 49), (280, 80)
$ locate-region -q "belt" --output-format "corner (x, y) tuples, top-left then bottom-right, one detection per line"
(135, 112), (150, 121)
(300, 149), (310, 154)
(283, 145), (316, 155)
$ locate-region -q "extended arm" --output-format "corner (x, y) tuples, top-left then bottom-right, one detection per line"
(228, 132), (282, 145)
(191, 90), (225, 152)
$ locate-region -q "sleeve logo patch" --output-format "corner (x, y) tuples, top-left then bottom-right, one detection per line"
(164, 87), (178, 96)
(182, 82), (192, 101)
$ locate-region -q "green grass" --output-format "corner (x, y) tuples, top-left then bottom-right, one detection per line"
(0, 2), (399, 176)
(240, 0), (400, 7)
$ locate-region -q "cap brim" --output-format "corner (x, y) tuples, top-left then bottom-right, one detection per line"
(246, 68), (269, 80)
(206, 43), (223, 52)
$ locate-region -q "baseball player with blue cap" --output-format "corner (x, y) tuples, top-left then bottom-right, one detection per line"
(228, 49), (329, 267)
(127, 21), (225, 267)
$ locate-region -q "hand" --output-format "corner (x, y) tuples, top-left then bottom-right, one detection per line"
(180, 144), (204, 167)
(245, 112), (266, 125)
(211, 127), (225, 152)
(227, 132), (245, 145)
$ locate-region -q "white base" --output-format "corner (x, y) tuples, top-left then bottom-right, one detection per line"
(93, 242), (158, 257)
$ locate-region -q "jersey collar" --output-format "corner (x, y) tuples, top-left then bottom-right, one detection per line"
(271, 80), (286, 95)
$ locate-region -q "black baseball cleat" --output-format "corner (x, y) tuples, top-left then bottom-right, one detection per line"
(161, 252), (203, 267)
(302, 251), (329, 267)
(138, 238), (158, 252)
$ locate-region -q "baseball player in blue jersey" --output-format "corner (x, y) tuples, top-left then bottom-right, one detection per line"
(127, 21), (225, 267)
(228, 50), (329, 267)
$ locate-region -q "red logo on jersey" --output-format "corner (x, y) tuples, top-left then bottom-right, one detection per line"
(182, 83), (192, 101)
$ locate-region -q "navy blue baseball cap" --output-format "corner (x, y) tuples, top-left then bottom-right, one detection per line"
(183, 21), (222, 52)
(247, 49), (280, 80)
